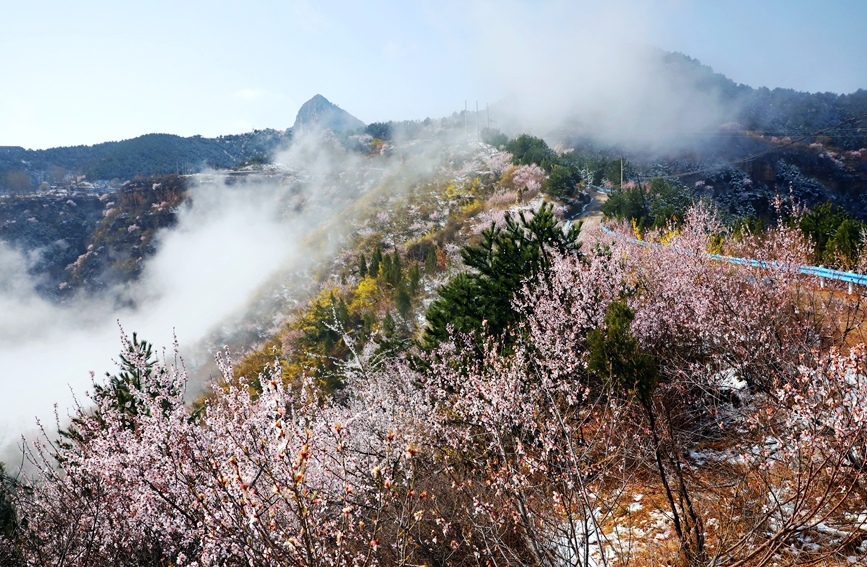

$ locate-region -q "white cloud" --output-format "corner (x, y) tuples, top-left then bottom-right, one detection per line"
(0, 130), (445, 461)
(0, 172), (317, 452)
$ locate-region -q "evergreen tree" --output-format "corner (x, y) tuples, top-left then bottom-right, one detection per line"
(481, 127), (508, 147)
(358, 253), (368, 278)
(546, 164), (582, 199)
(425, 245), (438, 275)
(369, 246), (382, 278)
(798, 202), (864, 267)
(408, 264), (421, 295)
(82, 333), (165, 430)
(587, 300), (657, 404)
(381, 311), (396, 337)
(505, 134), (556, 170)
(382, 250), (402, 287)
(423, 203), (581, 349)
(374, 310), (410, 361)
(392, 251), (402, 285)
(297, 293), (352, 392)
(830, 218), (862, 267)
(587, 300), (704, 562)
(0, 463), (17, 539)
(0, 461), (23, 566)
(396, 288), (412, 320)
(381, 254), (392, 283)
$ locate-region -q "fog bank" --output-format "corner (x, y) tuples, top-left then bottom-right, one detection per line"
(464, 0), (742, 151)
(0, 130), (448, 463)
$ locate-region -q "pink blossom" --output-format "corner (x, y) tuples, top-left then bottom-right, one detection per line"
(511, 164), (546, 193)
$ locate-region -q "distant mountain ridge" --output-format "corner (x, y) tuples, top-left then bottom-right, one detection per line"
(293, 94), (365, 134)
(0, 94), (370, 193)
(2, 58), (866, 196)
(659, 51), (867, 144)
(0, 129), (292, 193)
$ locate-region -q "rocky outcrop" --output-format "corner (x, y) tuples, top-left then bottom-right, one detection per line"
(292, 94), (365, 134)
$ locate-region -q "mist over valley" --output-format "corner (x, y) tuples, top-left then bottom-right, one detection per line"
(3, 2), (867, 564)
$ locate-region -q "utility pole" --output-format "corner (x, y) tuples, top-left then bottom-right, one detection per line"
(620, 157), (624, 189)
(476, 101), (479, 142)
(465, 101), (468, 142)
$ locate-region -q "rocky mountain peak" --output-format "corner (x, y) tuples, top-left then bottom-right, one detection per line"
(292, 94), (365, 134)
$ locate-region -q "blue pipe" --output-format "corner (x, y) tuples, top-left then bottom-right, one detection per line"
(599, 223), (867, 286)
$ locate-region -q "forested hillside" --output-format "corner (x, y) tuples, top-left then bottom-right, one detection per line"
(4, 51), (867, 567)
(0, 129), (291, 193)
(657, 52), (867, 148)
(5, 146), (867, 566)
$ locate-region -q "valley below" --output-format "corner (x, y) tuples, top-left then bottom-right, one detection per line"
(3, 73), (867, 566)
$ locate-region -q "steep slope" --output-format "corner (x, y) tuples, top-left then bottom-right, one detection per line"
(292, 94), (365, 134)
(0, 129), (291, 192)
(660, 51), (867, 149)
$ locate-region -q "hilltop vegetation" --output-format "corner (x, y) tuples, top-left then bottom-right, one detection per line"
(0, 175), (187, 298)
(4, 58), (867, 566)
(6, 186), (867, 566)
(0, 129), (291, 193)
(656, 51), (867, 150)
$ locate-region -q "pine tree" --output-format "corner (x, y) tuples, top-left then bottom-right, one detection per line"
(381, 254), (392, 283)
(358, 253), (368, 278)
(370, 246), (382, 278)
(396, 288), (412, 320)
(425, 245), (438, 275)
(381, 250), (403, 287)
(408, 264), (421, 295)
(0, 463), (17, 539)
(382, 311), (396, 337)
(92, 333), (159, 426)
(587, 300), (657, 403)
(587, 300), (704, 563)
(391, 251), (402, 286)
(423, 203), (581, 349)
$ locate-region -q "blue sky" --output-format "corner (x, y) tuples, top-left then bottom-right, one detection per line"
(1, 0), (865, 149)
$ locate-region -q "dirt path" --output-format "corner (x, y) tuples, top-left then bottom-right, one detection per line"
(574, 187), (608, 228)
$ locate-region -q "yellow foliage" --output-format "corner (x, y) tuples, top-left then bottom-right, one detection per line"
(468, 176), (482, 196)
(445, 183), (461, 200)
(296, 288), (342, 330)
(445, 177), (482, 201)
(231, 337), (294, 394)
(499, 166), (519, 190)
(348, 277), (385, 315)
(460, 201), (483, 217)
(659, 226), (680, 246)
(631, 218), (643, 242)
(707, 234), (725, 255)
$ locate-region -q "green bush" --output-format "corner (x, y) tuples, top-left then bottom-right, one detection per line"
(798, 201), (865, 267)
(546, 164), (583, 199)
(423, 203), (581, 350)
(505, 135), (556, 171)
(602, 178), (693, 231)
(481, 128), (508, 148)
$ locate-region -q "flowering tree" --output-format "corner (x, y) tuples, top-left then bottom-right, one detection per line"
(483, 151), (513, 178)
(516, 204), (867, 565)
(423, 333), (631, 567)
(510, 164), (547, 197)
(8, 201), (867, 567)
(10, 331), (437, 567)
(692, 346), (867, 566)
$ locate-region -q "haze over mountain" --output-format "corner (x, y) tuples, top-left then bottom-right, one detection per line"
(1, 50), (866, 447)
(292, 94), (366, 134)
(5, 3), (867, 563)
